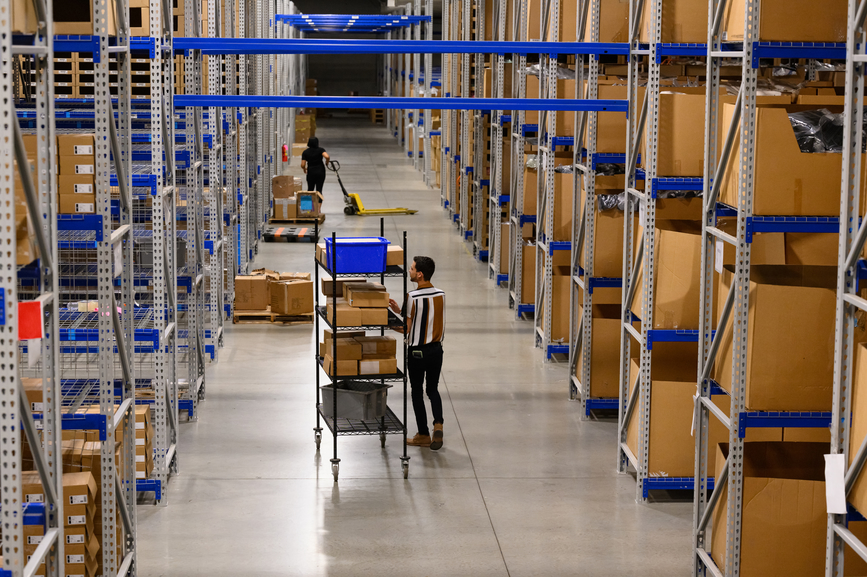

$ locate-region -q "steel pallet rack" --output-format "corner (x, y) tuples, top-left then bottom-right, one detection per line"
(507, 0), (534, 319)
(827, 2), (867, 574)
(486, 0), (510, 285)
(458, 0), (478, 240)
(313, 226), (409, 482)
(569, 0), (626, 413)
(687, 3), (847, 576)
(5, 0), (66, 570)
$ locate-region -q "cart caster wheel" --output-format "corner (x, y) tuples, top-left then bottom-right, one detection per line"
(380, 433), (386, 448)
(402, 462), (409, 479)
(331, 462), (340, 482)
(314, 432), (322, 451)
(344, 206), (355, 215)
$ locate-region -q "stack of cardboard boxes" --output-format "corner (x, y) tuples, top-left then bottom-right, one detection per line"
(23, 471), (100, 577)
(323, 281), (390, 330)
(234, 269), (314, 318)
(320, 330), (399, 378)
(56, 133), (96, 215)
(295, 112), (317, 144)
(271, 175), (323, 221)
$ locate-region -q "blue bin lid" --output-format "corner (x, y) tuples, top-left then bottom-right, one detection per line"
(324, 237), (390, 247)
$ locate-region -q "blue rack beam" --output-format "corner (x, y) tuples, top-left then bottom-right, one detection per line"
(174, 37), (631, 56)
(643, 477), (715, 499)
(547, 344), (569, 358)
(517, 303), (535, 314)
(737, 411), (831, 438)
(136, 479), (162, 500)
(585, 397), (619, 415)
(174, 95), (628, 112)
(496, 273), (508, 284)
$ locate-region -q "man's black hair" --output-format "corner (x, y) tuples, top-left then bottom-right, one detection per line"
(307, 137), (319, 148)
(414, 256), (435, 282)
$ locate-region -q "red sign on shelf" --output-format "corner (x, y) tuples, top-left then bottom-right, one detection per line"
(18, 301), (44, 340)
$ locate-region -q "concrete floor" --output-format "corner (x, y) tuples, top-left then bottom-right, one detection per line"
(136, 114), (693, 576)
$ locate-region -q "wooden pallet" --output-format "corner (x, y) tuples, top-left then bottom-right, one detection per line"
(233, 307), (314, 325)
(268, 214), (325, 225)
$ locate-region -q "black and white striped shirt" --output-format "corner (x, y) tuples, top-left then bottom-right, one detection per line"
(405, 285), (446, 347)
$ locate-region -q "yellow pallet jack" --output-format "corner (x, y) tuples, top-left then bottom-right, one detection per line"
(328, 161), (418, 216)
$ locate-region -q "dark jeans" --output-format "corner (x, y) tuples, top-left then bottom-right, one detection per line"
(306, 170), (325, 193)
(407, 342), (444, 436)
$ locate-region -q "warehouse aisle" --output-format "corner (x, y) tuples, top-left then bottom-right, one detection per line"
(136, 114), (692, 576)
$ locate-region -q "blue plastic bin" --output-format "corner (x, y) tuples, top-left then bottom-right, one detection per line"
(324, 237), (391, 274)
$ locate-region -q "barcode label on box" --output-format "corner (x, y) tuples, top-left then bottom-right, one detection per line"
(74, 164), (94, 175)
(69, 494), (87, 505)
(66, 573), (84, 577)
(26, 493), (44, 503)
(66, 534), (85, 545)
(75, 203), (94, 213)
(73, 183), (92, 194)
(136, 455), (145, 462)
(35, 420), (43, 430)
(73, 145), (92, 155)
(31, 401), (43, 412)
(67, 515), (86, 525)
(66, 555), (84, 564)
(27, 535), (43, 545)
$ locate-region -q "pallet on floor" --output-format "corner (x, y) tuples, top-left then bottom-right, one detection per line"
(233, 307), (314, 325)
(268, 214), (325, 225)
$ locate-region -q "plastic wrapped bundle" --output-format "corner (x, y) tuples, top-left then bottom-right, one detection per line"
(554, 164), (575, 174)
(523, 63), (577, 80)
(788, 108), (845, 153)
(597, 193), (626, 212)
(595, 163), (625, 176)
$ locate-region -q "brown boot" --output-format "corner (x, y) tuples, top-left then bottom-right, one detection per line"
(430, 423), (443, 451)
(406, 433), (431, 447)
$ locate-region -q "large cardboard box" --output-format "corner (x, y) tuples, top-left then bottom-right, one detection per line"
(499, 223), (510, 274)
(272, 175), (298, 199)
(582, 0), (629, 43)
(270, 280), (314, 316)
(594, 84), (644, 154)
(12, 0), (39, 33)
(625, 345), (731, 478)
(483, 64), (513, 98)
(629, 221), (705, 329)
(722, 0), (847, 43)
(711, 442), (829, 577)
(53, 0), (117, 34)
(234, 275), (269, 310)
(714, 265), (836, 411)
(653, 90), (708, 177)
(326, 299), (364, 327)
(719, 102), (863, 216)
(129, 0), (150, 35)
(522, 152), (573, 216)
(577, 174), (639, 278)
(296, 191), (322, 217)
(360, 308), (389, 326)
(785, 232), (838, 266)
(848, 342), (867, 519)
(520, 242), (536, 305)
(525, 76), (576, 134)
(639, 0), (707, 43)
(547, 266), (571, 343)
(575, 305), (622, 398)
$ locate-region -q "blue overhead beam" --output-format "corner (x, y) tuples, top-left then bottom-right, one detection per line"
(174, 95), (628, 112)
(173, 37), (630, 56)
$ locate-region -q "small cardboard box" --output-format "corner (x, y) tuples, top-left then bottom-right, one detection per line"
(323, 328), (366, 343)
(56, 134), (95, 156)
(58, 174), (95, 195)
(359, 358), (398, 375)
(63, 471), (97, 515)
(22, 470), (45, 504)
(360, 307), (389, 326)
(714, 265), (836, 411)
(354, 336), (397, 357)
(58, 193), (95, 214)
(273, 196), (297, 220)
(58, 155), (95, 176)
(319, 338), (363, 361)
(325, 299), (363, 327)
(270, 279), (314, 316)
(234, 275), (269, 310)
(21, 377), (44, 412)
(320, 274), (367, 296)
(345, 286), (389, 308)
(711, 442), (829, 577)
(323, 354), (357, 376)
(341, 282), (386, 299)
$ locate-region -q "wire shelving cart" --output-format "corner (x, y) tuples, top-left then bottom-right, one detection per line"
(313, 223), (410, 482)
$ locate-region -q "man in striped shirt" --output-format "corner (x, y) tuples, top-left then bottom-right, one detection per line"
(389, 256), (446, 450)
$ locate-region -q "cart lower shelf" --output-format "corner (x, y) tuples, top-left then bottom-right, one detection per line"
(317, 403), (405, 436)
